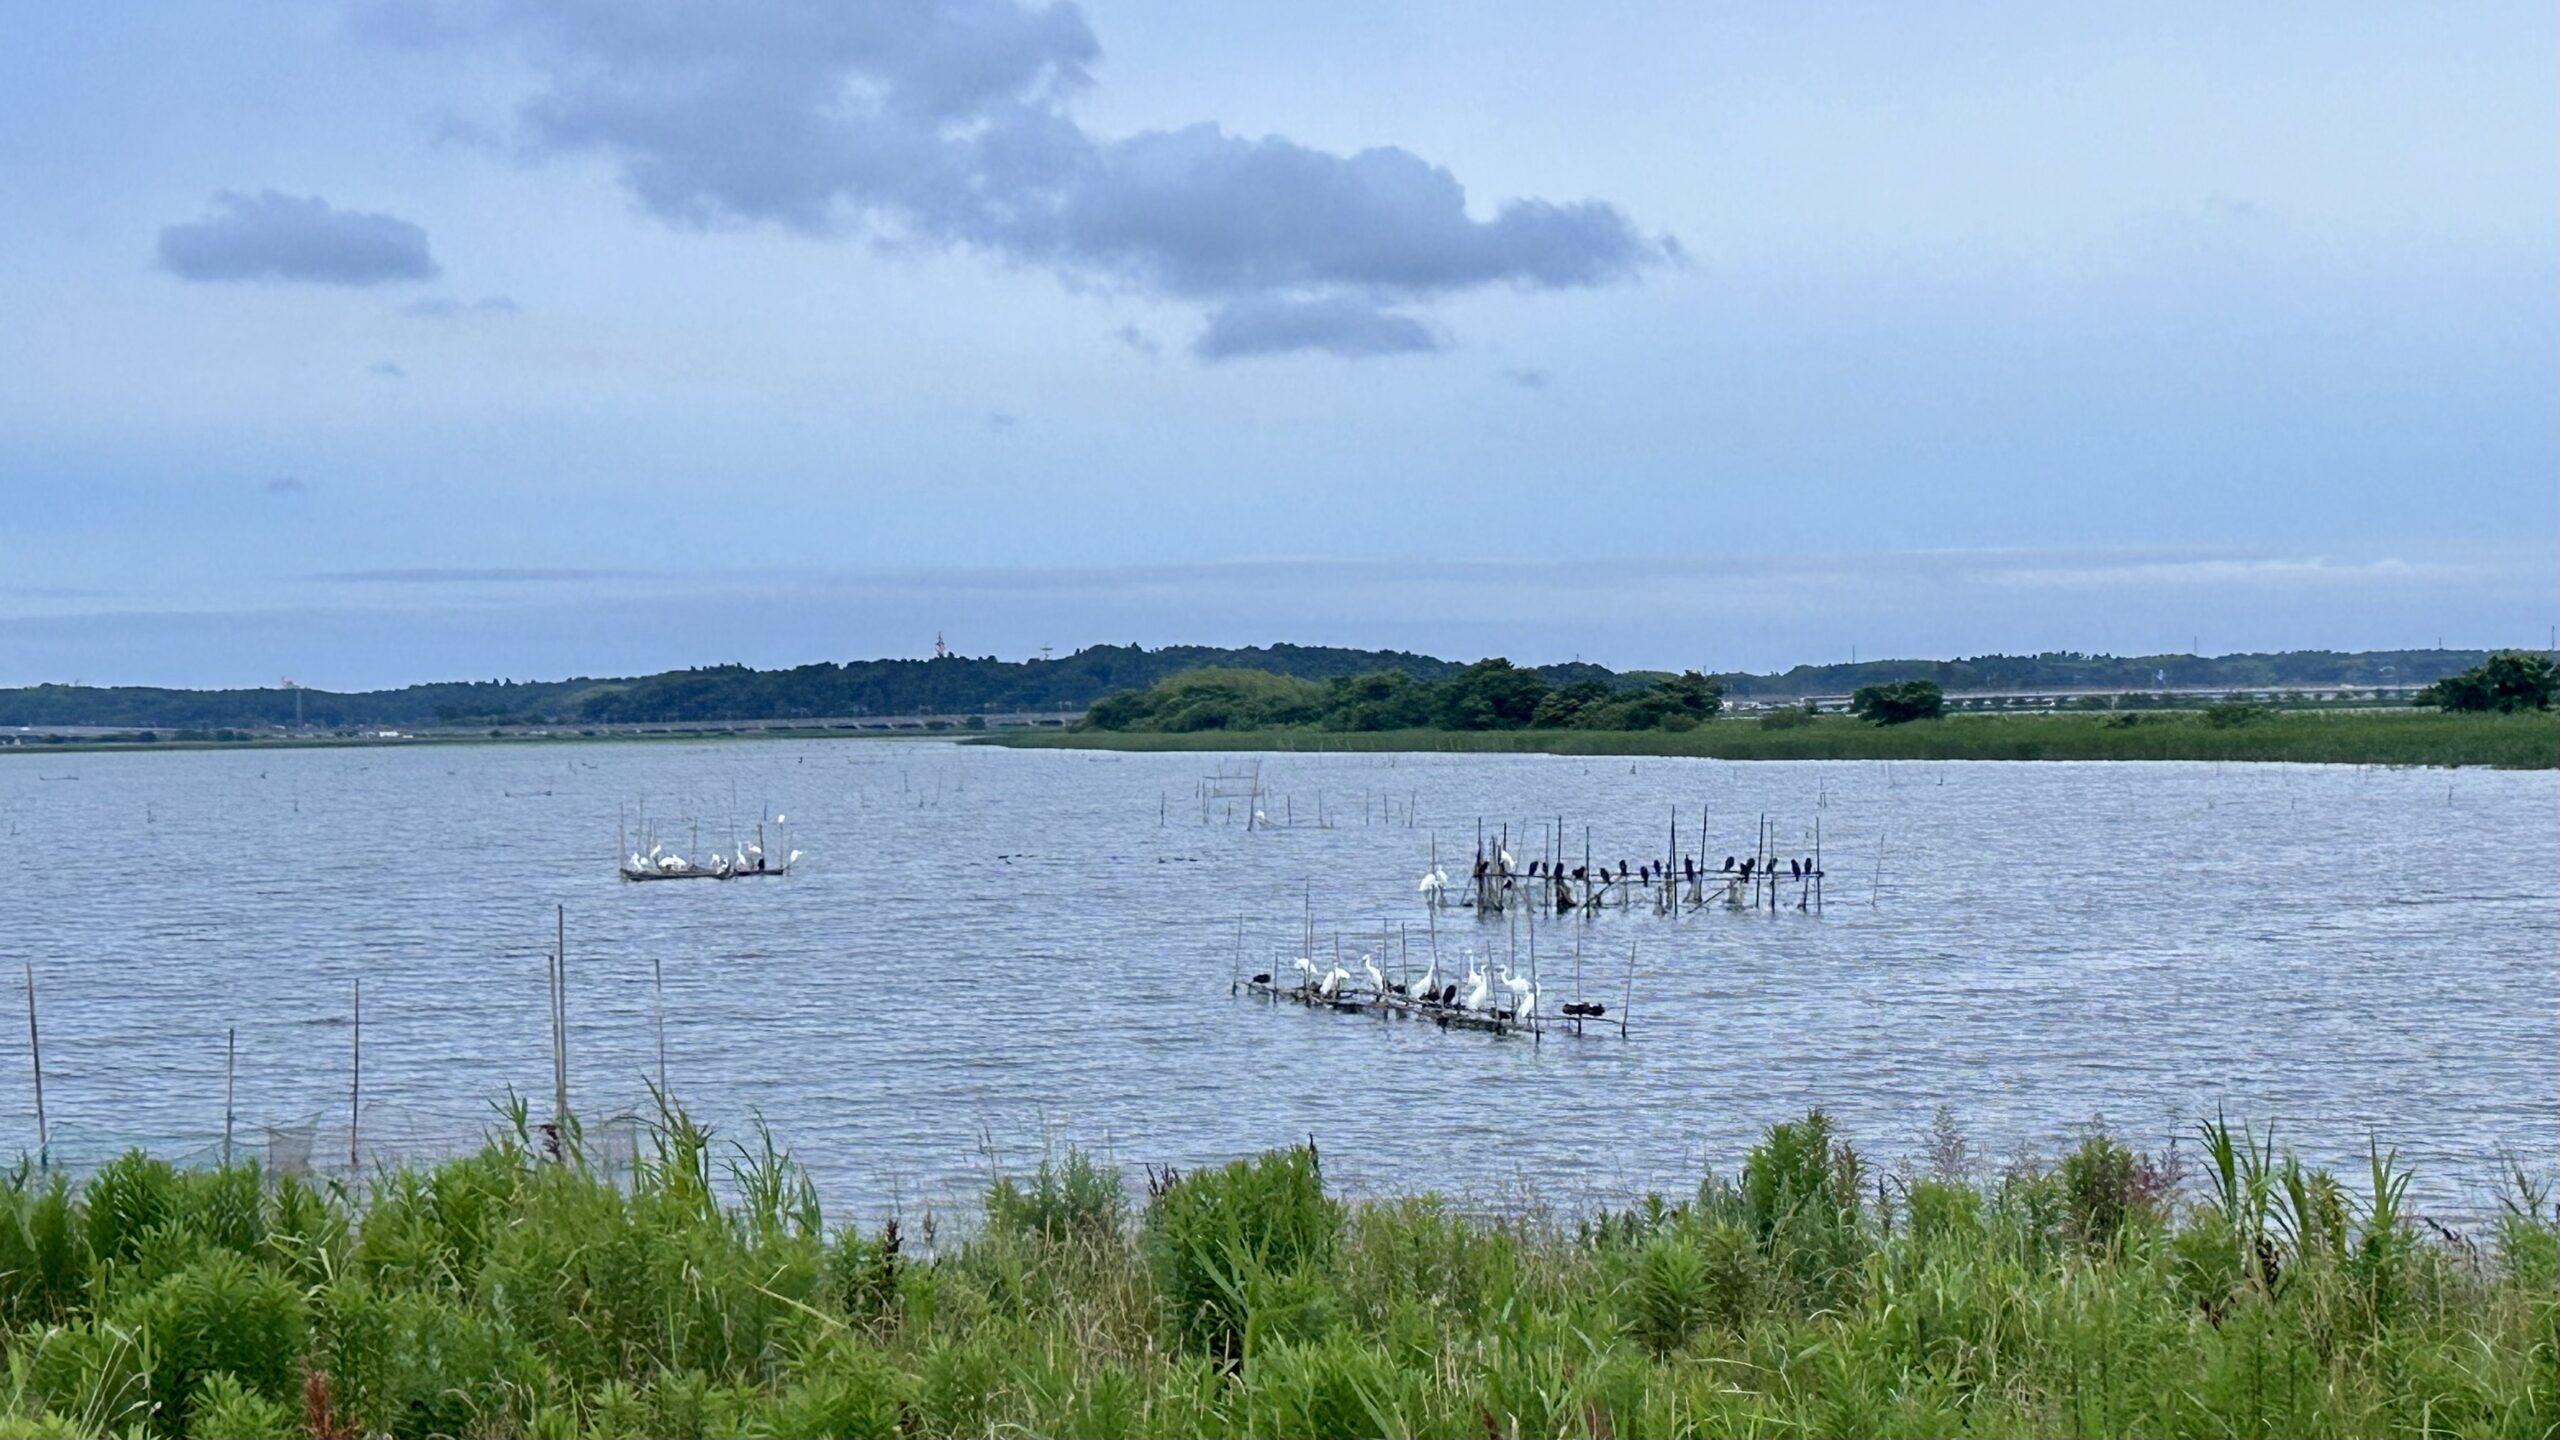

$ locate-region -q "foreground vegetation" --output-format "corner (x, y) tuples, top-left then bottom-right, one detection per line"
(1004, 706), (2560, 768)
(0, 1104), (2550, 1438)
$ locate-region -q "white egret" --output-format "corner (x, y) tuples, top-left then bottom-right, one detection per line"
(1361, 955), (1386, 994)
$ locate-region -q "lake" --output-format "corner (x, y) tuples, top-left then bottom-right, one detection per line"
(2, 739), (2551, 1222)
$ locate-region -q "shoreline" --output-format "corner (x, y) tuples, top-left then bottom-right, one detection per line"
(979, 709), (2559, 769)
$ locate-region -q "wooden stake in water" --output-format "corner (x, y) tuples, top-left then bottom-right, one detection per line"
(1621, 938), (1636, 1040)
(22, 965), (45, 1170)
(552, 905), (570, 1140)
(223, 1026), (236, 1167)
(652, 955), (668, 1098)
(349, 978), (361, 1172)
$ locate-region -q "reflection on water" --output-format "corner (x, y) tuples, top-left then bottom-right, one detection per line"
(2, 740), (2551, 1218)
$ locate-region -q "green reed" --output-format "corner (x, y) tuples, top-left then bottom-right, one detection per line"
(0, 1102), (2549, 1438)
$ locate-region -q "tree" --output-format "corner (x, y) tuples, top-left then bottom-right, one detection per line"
(1434, 659), (1551, 730)
(1849, 679), (1945, 725)
(2411, 652), (2557, 713)
(1653, 670), (1725, 719)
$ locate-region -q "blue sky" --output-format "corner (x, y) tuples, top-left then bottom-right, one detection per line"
(2, 2), (2552, 688)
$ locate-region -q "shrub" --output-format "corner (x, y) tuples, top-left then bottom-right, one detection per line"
(825, 1219), (904, 1328)
(2059, 1132), (2149, 1248)
(1849, 680), (1945, 725)
(117, 1250), (308, 1436)
(2203, 700), (2272, 728)
(1741, 1110), (1854, 1243)
(187, 1372), (297, 1440)
(985, 1148), (1125, 1244)
(1242, 1331), (1418, 1438)
(2414, 652), (2558, 712)
(1626, 1232), (1709, 1355)
(761, 1340), (909, 1440)
(1739, 1110), (1866, 1304)
(1144, 1145), (1339, 1361)
(0, 1173), (90, 1325)
(84, 1152), (179, 1273)
(1902, 1179), (1981, 1244)
(1759, 703), (1816, 730)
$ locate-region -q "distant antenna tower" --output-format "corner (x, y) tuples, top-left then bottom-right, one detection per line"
(932, 632), (950, 660)
(279, 676), (304, 729)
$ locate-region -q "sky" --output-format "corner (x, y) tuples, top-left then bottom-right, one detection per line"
(1, 1), (2552, 689)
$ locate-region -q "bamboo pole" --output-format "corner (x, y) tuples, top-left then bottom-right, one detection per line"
(552, 905), (569, 1143)
(349, 978), (361, 1172)
(1621, 938), (1636, 1040)
(23, 965), (44, 1170)
(653, 955), (668, 1097)
(223, 1027), (236, 1167)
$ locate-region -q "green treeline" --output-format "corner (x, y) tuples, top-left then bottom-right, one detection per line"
(1718, 647), (2513, 698)
(1005, 708), (2560, 768)
(0, 1104), (2547, 1437)
(0, 647), (2523, 732)
(1079, 662), (1725, 733)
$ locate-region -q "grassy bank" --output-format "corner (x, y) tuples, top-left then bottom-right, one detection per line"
(0, 1106), (2550, 1438)
(988, 708), (2560, 768)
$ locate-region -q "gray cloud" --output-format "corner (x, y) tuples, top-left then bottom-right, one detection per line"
(382, 1), (1670, 357)
(398, 294), (518, 319)
(985, 411), (1019, 431)
(1194, 295), (1439, 360)
(367, 361), (408, 379)
(1502, 368), (1551, 390)
(264, 476), (308, 495)
(1112, 323), (1160, 358)
(157, 191), (439, 286)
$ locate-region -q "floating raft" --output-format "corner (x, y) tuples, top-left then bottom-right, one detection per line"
(619, 860), (793, 883)
(1235, 975), (1624, 1042)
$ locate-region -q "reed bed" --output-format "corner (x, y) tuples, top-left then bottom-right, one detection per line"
(990, 709), (2560, 769)
(0, 1103), (2549, 1438)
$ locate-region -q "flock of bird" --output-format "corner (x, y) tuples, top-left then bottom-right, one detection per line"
(1256, 948), (1599, 1025)
(1425, 850), (1821, 911)
(623, 830), (802, 878)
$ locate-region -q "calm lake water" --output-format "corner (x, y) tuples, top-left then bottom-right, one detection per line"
(2, 739), (2551, 1221)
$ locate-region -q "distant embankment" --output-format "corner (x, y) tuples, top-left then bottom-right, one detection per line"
(988, 710), (2560, 769)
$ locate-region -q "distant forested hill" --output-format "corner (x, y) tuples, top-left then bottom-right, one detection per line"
(0, 645), (2505, 730)
(0, 644), (1592, 729)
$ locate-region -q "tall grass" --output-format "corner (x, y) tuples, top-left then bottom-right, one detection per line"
(0, 1104), (2548, 1437)
(988, 708), (2560, 768)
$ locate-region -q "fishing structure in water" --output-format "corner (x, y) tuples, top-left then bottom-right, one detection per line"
(1433, 808), (1825, 917)
(1229, 901), (1636, 1045)
(1182, 760), (1419, 831)
(617, 808), (802, 882)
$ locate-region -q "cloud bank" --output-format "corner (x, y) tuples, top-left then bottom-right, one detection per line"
(382, 0), (1670, 358)
(157, 191), (439, 285)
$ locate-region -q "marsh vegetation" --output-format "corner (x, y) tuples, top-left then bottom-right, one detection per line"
(0, 1104), (2549, 1438)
